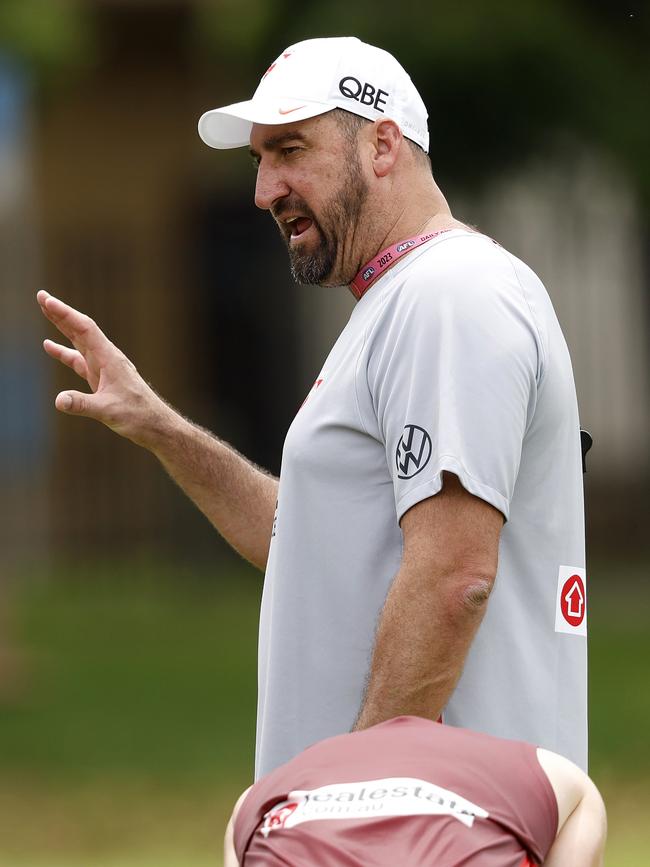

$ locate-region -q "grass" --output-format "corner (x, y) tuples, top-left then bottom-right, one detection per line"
(0, 556), (648, 865)
(1, 565), (259, 783)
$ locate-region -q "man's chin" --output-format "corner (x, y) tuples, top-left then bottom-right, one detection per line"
(288, 251), (337, 287)
(314, 272), (350, 289)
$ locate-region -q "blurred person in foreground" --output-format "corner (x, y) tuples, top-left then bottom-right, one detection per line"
(224, 716), (606, 866)
(37, 37), (588, 778)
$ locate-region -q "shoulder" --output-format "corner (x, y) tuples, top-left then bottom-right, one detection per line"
(366, 232), (545, 379)
(412, 231), (513, 277)
(393, 232), (527, 315)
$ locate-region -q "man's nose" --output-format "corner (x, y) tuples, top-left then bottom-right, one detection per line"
(254, 162), (290, 211)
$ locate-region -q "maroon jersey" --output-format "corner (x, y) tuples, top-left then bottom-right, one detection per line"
(234, 716), (557, 866)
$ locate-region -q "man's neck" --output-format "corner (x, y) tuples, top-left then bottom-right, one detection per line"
(360, 181), (468, 264)
(374, 197), (469, 250)
(348, 207), (470, 297)
(349, 227), (456, 300)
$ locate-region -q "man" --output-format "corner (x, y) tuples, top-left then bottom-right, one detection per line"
(38, 36), (588, 778)
(224, 717), (606, 866)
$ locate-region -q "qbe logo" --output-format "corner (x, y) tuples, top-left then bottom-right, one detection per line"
(338, 76), (389, 112)
(396, 424), (432, 479)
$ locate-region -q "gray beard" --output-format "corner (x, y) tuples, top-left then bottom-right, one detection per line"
(287, 221), (335, 285)
(286, 163), (369, 287)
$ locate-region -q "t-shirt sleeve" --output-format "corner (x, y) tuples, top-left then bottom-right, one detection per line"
(366, 240), (543, 521)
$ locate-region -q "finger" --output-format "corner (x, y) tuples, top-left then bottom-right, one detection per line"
(37, 291), (110, 357)
(36, 288), (51, 309)
(37, 289), (68, 323)
(38, 291), (96, 344)
(43, 339), (89, 380)
(55, 390), (99, 417)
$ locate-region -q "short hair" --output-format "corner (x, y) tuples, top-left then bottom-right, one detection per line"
(332, 108), (432, 174)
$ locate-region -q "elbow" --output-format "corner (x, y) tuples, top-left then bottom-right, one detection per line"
(414, 560), (496, 620)
(460, 575), (495, 612)
(438, 570), (495, 623)
(434, 573), (495, 632)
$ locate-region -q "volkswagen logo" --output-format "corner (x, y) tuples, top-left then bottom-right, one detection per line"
(396, 424), (432, 479)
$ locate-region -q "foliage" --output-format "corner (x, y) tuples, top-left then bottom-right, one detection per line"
(1, 1), (647, 196)
(0, 0), (94, 87)
(196, 0), (650, 199)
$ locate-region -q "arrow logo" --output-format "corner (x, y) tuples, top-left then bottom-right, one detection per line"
(564, 580), (584, 618)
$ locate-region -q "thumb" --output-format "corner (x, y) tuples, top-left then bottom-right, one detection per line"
(55, 390), (96, 416)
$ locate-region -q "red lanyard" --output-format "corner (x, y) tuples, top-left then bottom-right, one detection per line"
(350, 229), (452, 300)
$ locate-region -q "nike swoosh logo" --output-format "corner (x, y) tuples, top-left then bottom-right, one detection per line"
(278, 105), (307, 115)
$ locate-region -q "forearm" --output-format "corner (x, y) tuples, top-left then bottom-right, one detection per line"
(146, 404), (278, 571)
(354, 565), (492, 729)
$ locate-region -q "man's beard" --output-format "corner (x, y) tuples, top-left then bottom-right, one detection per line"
(278, 160), (369, 287)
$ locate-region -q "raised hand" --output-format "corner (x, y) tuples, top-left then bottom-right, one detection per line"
(37, 290), (172, 447)
(38, 290), (279, 569)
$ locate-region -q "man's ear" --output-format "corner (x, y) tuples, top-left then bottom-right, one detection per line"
(370, 119), (403, 178)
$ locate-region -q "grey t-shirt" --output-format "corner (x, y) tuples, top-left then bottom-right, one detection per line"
(256, 230), (587, 778)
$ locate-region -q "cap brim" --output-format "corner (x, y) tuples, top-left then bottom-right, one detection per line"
(198, 97), (334, 149)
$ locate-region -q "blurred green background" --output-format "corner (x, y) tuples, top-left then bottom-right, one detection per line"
(1, 557), (649, 866)
(0, 1), (648, 864)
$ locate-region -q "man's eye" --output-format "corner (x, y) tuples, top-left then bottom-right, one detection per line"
(282, 146), (300, 156)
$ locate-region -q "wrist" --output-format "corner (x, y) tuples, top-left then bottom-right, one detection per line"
(127, 387), (188, 455)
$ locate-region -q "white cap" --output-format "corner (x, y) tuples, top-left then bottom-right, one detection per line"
(198, 36), (429, 153)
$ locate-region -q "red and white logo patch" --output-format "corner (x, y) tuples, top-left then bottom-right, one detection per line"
(555, 565), (587, 636)
(260, 800), (300, 837)
(258, 778), (488, 838)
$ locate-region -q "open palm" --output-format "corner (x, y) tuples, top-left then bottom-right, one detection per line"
(37, 290), (166, 444)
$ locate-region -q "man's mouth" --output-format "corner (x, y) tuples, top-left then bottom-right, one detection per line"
(285, 216), (314, 240)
